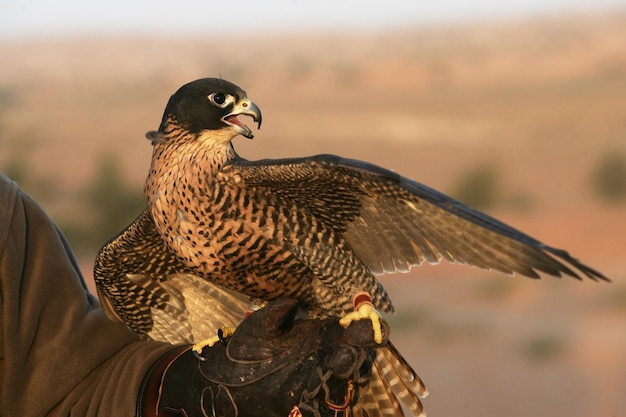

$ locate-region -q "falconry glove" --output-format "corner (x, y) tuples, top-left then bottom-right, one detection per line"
(138, 299), (387, 417)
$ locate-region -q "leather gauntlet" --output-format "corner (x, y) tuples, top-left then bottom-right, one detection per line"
(138, 298), (388, 417)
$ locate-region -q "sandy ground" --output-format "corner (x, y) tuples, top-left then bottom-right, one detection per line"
(2, 11), (625, 417)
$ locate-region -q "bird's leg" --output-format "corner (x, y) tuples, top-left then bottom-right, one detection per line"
(338, 292), (384, 344)
(192, 327), (235, 355)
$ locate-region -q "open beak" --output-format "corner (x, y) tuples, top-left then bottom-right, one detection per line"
(223, 99), (262, 139)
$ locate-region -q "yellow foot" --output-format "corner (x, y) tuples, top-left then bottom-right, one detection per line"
(338, 292), (383, 344)
(192, 327), (235, 354)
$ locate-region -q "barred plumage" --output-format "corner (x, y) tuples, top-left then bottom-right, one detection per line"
(95, 78), (608, 417)
(94, 209), (248, 343)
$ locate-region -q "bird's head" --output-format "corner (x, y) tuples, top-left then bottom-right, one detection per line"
(151, 78), (262, 145)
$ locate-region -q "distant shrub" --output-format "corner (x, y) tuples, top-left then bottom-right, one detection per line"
(475, 276), (515, 301)
(452, 162), (500, 209)
(591, 150), (626, 204)
(1, 151), (58, 202)
(7, 151), (144, 257)
(522, 334), (565, 363)
(2, 158), (28, 185)
(0, 88), (17, 108)
(86, 153), (145, 243)
(65, 152), (144, 255)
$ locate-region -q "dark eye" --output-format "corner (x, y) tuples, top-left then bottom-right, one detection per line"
(210, 92), (226, 106)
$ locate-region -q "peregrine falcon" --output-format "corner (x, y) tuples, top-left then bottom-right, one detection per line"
(95, 78), (608, 417)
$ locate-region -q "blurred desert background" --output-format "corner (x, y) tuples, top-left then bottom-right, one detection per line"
(1, 6), (626, 417)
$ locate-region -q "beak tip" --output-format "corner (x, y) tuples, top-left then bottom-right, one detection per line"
(251, 102), (262, 130)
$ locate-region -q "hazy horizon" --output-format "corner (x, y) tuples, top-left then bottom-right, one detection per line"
(3, 0), (626, 40)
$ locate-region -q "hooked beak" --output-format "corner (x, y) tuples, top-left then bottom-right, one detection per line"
(223, 98), (262, 139)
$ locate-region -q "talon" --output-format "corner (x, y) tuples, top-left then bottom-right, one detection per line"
(192, 349), (208, 362)
(192, 327), (235, 355)
(339, 292), (384, 344)
(217, 327), (235, 346)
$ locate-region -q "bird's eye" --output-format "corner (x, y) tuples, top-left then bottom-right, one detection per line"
(209, 92), (227, 107)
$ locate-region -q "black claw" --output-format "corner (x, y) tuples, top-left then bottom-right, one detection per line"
(218, 328), (228, 346)
(192, 348), (209, 362)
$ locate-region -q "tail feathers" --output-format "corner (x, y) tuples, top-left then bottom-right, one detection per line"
(354, 342), (428, 417)
(379, 342), (428, 416)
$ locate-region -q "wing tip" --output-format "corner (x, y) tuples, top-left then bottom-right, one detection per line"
(544, 247), (611, 283)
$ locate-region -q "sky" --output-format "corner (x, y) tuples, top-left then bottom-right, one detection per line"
(2, 0), (626, 39)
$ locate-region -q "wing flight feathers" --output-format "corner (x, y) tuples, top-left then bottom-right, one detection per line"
(228, 154), (608, 282)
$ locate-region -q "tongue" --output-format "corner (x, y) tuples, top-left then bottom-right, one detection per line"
(225, 115), (245, 128)
(225, 114), (254, 139)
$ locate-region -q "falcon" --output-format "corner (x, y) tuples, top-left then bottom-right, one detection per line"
(95, 78), (608, 417)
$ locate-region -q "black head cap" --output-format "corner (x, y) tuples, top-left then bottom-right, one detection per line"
(158, 78), (255, 135)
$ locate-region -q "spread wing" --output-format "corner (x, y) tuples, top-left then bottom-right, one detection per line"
(94, 209), (248, 344)
(225, 154), (608, 282)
